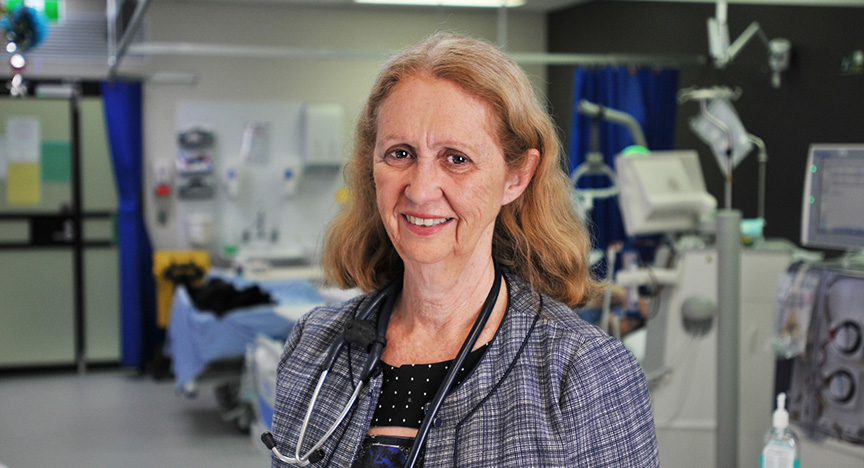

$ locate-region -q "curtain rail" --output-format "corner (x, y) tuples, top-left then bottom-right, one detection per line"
(125, 42), (706, 67)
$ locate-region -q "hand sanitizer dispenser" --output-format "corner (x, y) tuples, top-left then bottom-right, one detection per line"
(282, 163), (303, 198)
(225, 167), (240, 199)
(760, 393), (800, 468)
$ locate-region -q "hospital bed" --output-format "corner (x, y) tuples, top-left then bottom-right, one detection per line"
(166, 269), (325, 397)
(245, 334), (284, 449)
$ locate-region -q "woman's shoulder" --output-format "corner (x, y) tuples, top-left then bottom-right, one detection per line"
(505, 271), (637, 367)
(298, 293), (368, 330)
(278, 293), (370, 369)
(505, 271), (605, 341)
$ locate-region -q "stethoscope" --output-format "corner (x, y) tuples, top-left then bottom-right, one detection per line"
(262, 261), (502, 467)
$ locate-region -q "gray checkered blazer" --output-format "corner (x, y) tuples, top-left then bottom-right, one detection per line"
(271, 271), (659, 467)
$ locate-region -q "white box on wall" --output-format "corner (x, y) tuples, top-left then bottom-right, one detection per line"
(302, 103), (344, 167)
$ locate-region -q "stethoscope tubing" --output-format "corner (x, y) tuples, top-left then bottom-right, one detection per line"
(294, 284), (399, 464)
(273, 279), (399, 465)
(267, 264), (501, 467)
(296, 370), (368, 463)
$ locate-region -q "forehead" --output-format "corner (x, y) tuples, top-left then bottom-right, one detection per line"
(375, 74), (500, 146)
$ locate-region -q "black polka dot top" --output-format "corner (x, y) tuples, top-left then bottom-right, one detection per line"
(371, 343), (489, 429)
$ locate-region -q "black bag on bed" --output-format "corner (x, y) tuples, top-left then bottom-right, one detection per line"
(187, 278), (275, 317)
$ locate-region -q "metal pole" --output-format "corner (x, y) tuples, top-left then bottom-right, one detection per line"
(125, 42), (706, 67)
(716, 209), (741, 468)
(70, 86), (86, 374)
(725, 152), (733, 210)
(106, 0), (117, 62)
(108, 0), (154, 79)
(747, 134), (768, 221)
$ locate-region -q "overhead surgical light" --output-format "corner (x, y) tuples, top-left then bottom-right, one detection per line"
(707, 0), (791, 88)
(354, 0), (524, 7)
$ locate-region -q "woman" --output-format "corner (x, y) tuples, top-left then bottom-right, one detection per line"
(269, 33), (658, 467)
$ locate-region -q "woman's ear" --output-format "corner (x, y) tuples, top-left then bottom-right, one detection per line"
(502, 148), (540, 206)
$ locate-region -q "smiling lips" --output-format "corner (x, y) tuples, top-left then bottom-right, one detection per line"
(404, 214), (452, 227)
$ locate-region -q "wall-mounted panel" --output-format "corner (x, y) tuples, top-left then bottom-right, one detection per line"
(84, 248), (120, 362)
(0, 250), (75, 366)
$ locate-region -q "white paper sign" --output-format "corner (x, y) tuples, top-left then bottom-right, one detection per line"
(6, 117), (41, 163)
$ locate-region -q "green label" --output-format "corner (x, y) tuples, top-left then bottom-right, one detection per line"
(760, 455), (800, 468)
(6, 0), (62, 22)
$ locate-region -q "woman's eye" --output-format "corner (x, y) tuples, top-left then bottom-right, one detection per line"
(387, 149), (412, 160)
(448, 154), (469, 165)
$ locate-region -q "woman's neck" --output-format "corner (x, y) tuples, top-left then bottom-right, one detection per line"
(383, 257), (505, 366)
(401, 256), (495, 321)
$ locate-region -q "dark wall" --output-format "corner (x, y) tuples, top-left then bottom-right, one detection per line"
(547, 1), (864, 247)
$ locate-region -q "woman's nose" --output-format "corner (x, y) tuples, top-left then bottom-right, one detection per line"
(403, 160), (443, 203)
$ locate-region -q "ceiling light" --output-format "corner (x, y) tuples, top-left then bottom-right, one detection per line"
(354, 0), (525, 7)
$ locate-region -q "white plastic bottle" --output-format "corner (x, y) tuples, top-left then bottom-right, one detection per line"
(760, 393), (800, 468)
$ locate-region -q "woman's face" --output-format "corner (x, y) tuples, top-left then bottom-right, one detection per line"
(373, 74), (529, 270)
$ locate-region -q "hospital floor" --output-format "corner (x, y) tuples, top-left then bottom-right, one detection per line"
(0, 369), (269, 468)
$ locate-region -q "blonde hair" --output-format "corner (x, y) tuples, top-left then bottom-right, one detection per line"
(323, 32), (599, 308)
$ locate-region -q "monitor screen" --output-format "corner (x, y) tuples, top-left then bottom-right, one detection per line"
(615, 150), (717, 236)
(801, 144), (864, 250)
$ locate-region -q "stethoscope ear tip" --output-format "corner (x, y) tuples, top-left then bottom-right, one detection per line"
(309, 449), (325, 463)
(261, 431), (277, 449)
(262, 431), (318, 466)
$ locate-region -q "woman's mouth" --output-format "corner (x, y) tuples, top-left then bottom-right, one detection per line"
(404, 214), (452, 227)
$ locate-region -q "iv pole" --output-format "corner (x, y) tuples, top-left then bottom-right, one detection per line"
(679, 86), (742, 468)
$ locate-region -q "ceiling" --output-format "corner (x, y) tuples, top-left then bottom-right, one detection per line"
(179, 0), (864, 12)
(179, 0), (587, 11)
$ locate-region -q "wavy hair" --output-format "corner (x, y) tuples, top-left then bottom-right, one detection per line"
(322, 32), (599, 307)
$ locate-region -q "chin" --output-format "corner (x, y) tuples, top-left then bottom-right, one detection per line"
(395, 245), (452, 268)
(399, 252), (450, 268)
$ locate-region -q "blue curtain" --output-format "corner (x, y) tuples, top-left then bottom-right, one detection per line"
(101, 80), (155, 368)
(569, 66), (679, 253)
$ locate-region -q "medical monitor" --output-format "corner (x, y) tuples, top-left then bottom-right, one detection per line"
(615, 150), (717, 236)
(801, 144), (864, 251)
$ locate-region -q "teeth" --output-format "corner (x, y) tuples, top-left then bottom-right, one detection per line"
(405, 215), (450, 227)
